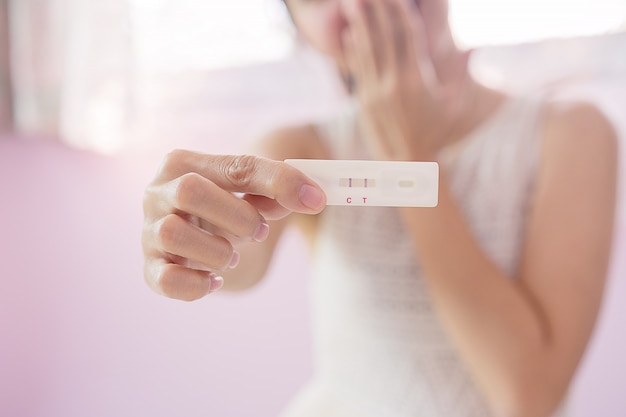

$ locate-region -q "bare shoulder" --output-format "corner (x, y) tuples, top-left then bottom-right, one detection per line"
(530, 99), (619, 252)
(541, 100), (619, 169)
(249, 123), (331, 161)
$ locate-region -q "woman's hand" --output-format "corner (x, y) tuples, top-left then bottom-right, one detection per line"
(342, 0), (468, 160)
(142, 150), (326, 301)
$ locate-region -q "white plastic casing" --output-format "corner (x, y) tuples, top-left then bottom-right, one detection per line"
(285, 159), (439, 207)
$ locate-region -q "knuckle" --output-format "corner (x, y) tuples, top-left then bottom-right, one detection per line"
(156, 149), (190, 179)
(155, 214), (184, 252)
(360, 90), (373, 106)
(200, 234), (233, 270)
(228, 203), (260, 236)
(162, 149), (189, 170)
(381, 76), (400, 97)
(362, 91), (380, 112)
(157, 275), (182, 300)
(156, 265), (206, 302)
(141, 223), (156, 255)
(220, 155), (259, 188)
(214, 238), (235, 269)
(173, 172), (203, 211)
(142, 184), (160, 217)
(143, 264), (158, 293)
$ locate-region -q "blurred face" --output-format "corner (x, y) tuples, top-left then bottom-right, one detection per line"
(284, 0), (453, 72)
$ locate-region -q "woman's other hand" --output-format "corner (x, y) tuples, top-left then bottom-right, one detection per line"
(342, 0), (469, 160)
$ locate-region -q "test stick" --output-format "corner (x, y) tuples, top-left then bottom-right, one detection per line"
(285, 159), (439, 207)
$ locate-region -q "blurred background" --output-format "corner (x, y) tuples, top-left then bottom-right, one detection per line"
(0, 0), (625, 416)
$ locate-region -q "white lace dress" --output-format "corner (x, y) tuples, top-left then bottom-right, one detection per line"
(279, 95), (569, 417)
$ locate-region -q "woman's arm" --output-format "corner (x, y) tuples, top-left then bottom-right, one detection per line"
(400, 102), (618, 417)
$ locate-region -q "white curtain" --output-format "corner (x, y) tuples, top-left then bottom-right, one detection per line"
(0, 0), (298, 153)
(1, 0), (625, 155)
(2, 0), (132, 153)
(0, 0), (11, 131)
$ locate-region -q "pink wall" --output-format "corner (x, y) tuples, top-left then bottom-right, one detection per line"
(0, 137), (317, 417)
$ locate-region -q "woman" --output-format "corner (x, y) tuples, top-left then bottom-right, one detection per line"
(141, 0), (619, 416)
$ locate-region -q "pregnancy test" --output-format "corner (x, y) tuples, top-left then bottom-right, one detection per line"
(285, 159), (439, 207)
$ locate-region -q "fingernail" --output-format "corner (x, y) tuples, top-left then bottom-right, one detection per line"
(253, 222), (270, 242)
(299, 184), (325, 211)
(209, 275), (224, 293)
(228, 251), (240, 269)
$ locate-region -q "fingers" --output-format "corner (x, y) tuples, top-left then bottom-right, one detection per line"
(345, 0), (380, 82)
(390, 0), (416, 71)
(386, 0), (412, 70)
(243, 194), (292, 221)
(369, 0), (397, 74)
(352, 0), (391, 78)
(343, 0), (404, 81)
(144, 259), (224, 302)
(142, 204), (239, 301)
(143, 151), (327, 301)
(152, 213), (238, 271)
(392, 0), (434, 81)
(156, 151), (326, 214)
(162, 173), (269, 240)
(343, 0), (428, 83)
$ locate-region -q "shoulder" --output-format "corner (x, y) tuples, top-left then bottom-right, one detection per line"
(541, 100), (618, 168)
(250, 123), (331, 161)
(531, 99), (619, 227)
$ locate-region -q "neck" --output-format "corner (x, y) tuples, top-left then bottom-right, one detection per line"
(446, 80), (506, 146)
(433, 47), (507, 148)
